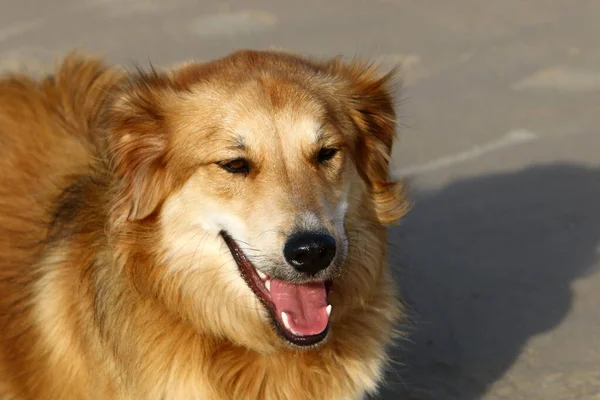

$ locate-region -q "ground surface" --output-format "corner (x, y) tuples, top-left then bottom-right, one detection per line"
(1, 1), (600, 399)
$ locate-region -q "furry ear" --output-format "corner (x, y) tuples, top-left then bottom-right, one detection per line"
(325, 59), (409, 224)
(106, 71), (174, 221)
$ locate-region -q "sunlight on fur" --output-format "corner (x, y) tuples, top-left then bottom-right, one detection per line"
(0, 50), (409, 399)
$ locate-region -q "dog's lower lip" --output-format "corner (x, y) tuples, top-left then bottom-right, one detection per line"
(220, 231), (332, 346)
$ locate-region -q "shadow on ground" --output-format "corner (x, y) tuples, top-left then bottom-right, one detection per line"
(379, 163), (600, 399)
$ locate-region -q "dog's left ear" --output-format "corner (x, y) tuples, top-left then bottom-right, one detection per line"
(324, 59), (409, 224)
(106, 71), (175, 221)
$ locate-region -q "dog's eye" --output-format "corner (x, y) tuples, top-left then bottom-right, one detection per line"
(317, 148), (338, 164)
(221, 158), (250, 174)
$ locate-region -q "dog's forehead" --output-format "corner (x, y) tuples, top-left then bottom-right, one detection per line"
(222, 81), (328, 149)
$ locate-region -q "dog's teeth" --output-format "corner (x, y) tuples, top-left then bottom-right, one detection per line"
(265, 279), (271, 291)
(326, 305), (332, 316)
(256, 269), (267, 280)
(281, 312), (292, 331)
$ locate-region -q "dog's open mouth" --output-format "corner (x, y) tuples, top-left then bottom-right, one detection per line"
(220, 231), (332, 346)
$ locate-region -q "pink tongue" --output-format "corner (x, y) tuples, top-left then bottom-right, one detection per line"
(269, 279), (329, 336)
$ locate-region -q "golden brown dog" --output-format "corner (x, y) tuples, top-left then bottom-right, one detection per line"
(0, 50), (408, 399)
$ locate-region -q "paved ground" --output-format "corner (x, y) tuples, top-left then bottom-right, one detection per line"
(1, 1), (600, 398)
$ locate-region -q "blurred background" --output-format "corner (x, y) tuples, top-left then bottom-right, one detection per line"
(2, 1), (599, 399)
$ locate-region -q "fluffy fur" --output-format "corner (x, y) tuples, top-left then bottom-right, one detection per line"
(0, 50), (409, 399)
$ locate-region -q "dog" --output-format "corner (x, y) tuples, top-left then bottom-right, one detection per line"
(0, 50), (409, 399)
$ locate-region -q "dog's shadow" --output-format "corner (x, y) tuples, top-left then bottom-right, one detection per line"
(379, 163), (600, 399)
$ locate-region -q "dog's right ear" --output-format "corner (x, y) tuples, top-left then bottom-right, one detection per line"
(106, 71), (175, 221)
(322, 58), (409, 225)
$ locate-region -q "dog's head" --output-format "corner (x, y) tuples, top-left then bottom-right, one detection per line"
(106, 50), (407, 350)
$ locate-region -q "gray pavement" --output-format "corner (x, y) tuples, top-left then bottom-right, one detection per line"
(1, 1), (599, 398)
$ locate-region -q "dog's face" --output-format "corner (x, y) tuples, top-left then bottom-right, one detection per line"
(107, 50), (406, 350)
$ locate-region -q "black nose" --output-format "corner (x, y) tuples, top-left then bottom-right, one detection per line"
(284, 232), (336, 275)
